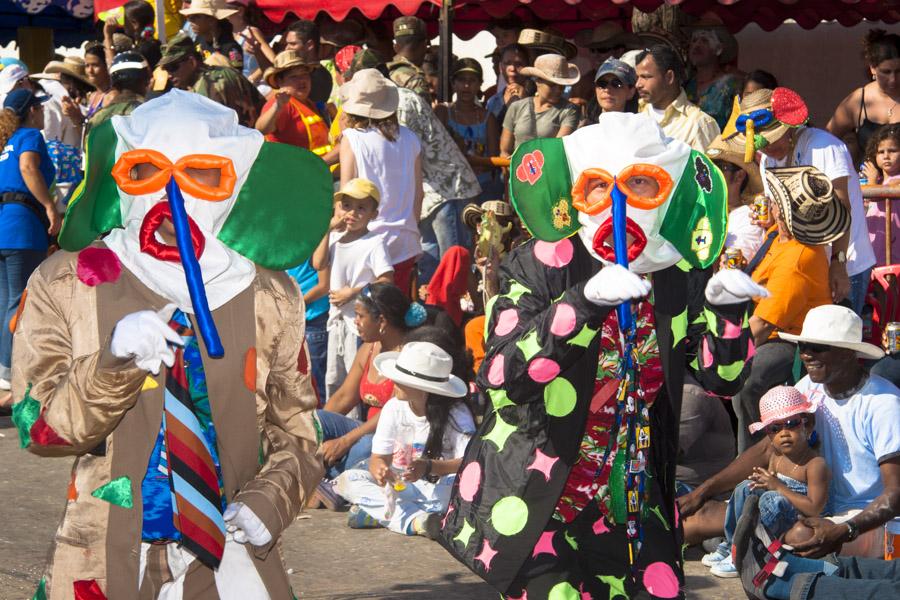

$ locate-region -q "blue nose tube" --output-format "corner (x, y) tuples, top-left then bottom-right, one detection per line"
(165, 176), (224, 358)
(611, 182), (634, 332)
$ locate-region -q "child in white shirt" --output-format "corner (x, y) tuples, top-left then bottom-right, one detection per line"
(313, 178), (393, 399)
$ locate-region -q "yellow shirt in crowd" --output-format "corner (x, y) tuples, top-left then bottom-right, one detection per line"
(639, 89), (721, 152)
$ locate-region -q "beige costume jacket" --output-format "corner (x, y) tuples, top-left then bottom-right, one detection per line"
(12, 243), (323, 599)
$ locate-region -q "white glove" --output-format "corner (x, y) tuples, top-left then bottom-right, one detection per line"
(583, 264), (652, 307)
(224, 502), (272, 546)
(109, 303), (183, 375)
(705, 269), (770, 306)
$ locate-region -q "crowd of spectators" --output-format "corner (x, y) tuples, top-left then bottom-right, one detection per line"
(1, 2), (900, 594)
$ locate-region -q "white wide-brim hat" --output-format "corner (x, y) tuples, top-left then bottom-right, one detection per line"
(374, 341), (468, 398)
(778, 304), (885, 360)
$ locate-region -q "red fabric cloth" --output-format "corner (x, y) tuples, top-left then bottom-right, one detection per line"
(392, 256), (418, 299)
(425, 246), (471, 326)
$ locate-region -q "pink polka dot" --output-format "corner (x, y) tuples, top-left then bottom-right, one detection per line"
(494, 309), (519, 336)
(643, 562), (680, 598)
(459, 462), (482, 502)
(487, 355), (506, 386)
(533, 239), (574, 268)
(528, 358), (560, 383)
(549, 303), (577, 337)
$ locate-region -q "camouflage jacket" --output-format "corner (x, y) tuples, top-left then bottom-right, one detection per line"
(387, 55), (431, 100)
(192, 66), (264, 127)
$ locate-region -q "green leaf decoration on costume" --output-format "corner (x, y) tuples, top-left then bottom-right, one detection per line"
(503, 280), (531, 306)
(482, 414), (517, 452)
(658, 151), (728, 270)
(453, 519), (476, 548)
(516, 329), (542, 361)
(597, 574), (628, 600)
(312, 411), (323, 446)
(11, 384), (40, 449)
(58, 120), (121, 252)
(703, 307), (719, 336)
(509, 138), (579, 242)
(218, 142), (332, 270)
(488, 388), (515, 411)
(32, 578), (47, 600)
(567, 324), (598, 348)
(491, 496), (528, 536)
(717, 360), (745, 382)
(671, 308), (688, 348)
(548, 581), (580, 600)
(91, 476), (134, 509)
(649, 504), (671, 531)
(483, 295), (499, 343)
(564, 529), (579, 550)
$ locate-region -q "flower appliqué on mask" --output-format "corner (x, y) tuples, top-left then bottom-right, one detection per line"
(516, 150), (545, 185)
(552, 198), (572, 231)
(694, 156), (713, 193)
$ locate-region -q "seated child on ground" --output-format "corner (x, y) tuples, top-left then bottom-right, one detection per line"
(335, 331), (475, 536)
(704, 386), (830, 577)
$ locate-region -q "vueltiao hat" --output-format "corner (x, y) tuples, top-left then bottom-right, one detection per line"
(764, 166), (849, 246)
(374, 342), (468, 398)
(777, 304), (886, 360)
(462, 200), (513, 230)
(748, 386), (816, 434)
(59, 91), (332, 272)
(517, 28), (577, 60)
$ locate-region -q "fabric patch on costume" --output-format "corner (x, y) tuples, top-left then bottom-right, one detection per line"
(67, 471), (79, 501)
(693, 156), (712, 193)
(717, 360), (744, 381)
(474, 538), (498, 571)
(245, 347), (257, 390)
(488, 388), (514, 411)
(76, 247), (122, 286)
(527, 448), (559, 482)
(492, 496), (528, 535)
(643, 562), (679, 598)
(141, 375), (159, 391)
(482, 413), (517, 451)
(509, 137), (578, 241)
(532, 530), (557, 557)
(534, 239), (574, 268)
(544, 377), (577, 417)
(504, 280), (531, 305)
(598, 574), (627, 599)
(567, 324), (598, 348)
(528, 358), (560, 383)
(516, 150), (544, 185)
(453, 518), (476, 547)
(494, 308), (519, 336)
(296, 345), (307, 375)
(671, 309), (688, 348)
(92, 476), (134, 509)
(459, 462), (481, 502)
(552, 198), (573, 231)
(11, 385), (40, 448)
(547, 581), (579, 600)
(30, 412), (72, 447)
(10, 288), (26, 333)
(517, 330), (542, 361)
(73, 579), (107, 599)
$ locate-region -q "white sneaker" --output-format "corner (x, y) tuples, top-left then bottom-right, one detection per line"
(710, 554), (739, 578)
(0, 378), (10, 391)
(700, 547), (729, 567)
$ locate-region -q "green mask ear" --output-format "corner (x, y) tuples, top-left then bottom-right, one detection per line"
(58, 119), (121, 251)
(508, 137), (579, 242)
(217, 142), (332, 271)
(658, 150), (728, 269)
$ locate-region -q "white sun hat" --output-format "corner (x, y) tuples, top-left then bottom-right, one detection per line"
(374, 341), (468, 398)
(777, 304), (885, 360)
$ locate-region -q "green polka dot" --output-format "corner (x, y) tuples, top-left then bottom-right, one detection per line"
(543, 377), (576, 417)
(491, 496), (528, 536)
(548, 581), (580, 600)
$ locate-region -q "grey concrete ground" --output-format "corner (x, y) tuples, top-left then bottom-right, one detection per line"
(0, 416), (742, 599)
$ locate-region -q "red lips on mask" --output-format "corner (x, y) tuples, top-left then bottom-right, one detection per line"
(592, 216), (648, 263)
(139, 202), (206, 262)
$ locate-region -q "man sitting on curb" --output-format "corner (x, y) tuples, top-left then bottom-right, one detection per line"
(679, 305), (900, 570)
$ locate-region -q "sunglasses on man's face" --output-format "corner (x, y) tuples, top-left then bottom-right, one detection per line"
(162, 58), (186, 74)
(799, 342), (833, 355)
(765, 417), (807, 435)
(595, 78), (624, 90)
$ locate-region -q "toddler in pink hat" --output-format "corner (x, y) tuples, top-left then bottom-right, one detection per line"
(704, 386), (831, 578)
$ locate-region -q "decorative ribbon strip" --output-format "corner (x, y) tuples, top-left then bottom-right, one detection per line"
(111, 148), (237, 202)
(571, 164), (673, 216)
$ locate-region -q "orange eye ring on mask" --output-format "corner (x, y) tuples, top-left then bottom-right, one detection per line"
(111, 149), (238, 201)
(570, 163), (674, 214)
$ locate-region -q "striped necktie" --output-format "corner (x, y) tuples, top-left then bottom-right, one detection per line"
(163, 310), (226, 569)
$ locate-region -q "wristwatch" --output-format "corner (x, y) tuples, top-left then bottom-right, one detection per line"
(844, 520), (859, 542)
(832, 250), (847, 264)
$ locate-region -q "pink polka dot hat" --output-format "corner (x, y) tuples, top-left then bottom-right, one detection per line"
(749, 386), (816, 434)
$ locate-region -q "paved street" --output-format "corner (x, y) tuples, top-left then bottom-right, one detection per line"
(0, 416), (742, 599)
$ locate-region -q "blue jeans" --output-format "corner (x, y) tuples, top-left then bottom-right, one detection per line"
(723, 479), (805, 546)
(316, 409), (373, 480)
(871, 353), (900, 388)
(789, 556), (900, 599)
(849, 267), (872, 316)
(418, 199), (471, 284)
(305, 313), (328, 405)
(0, 249), (44, 380)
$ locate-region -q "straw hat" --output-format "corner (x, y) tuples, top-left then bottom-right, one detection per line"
(517, 28), (577, 60)
(339, 68), (399, 119)
(723, 87), (809, 163)
(179, 0), (237, 19)
(374, 342), (468, 398)
(705, 135), (764, 201)
(263, 51), (316, 88)
(520, 54), (581, 86)
(41, 56), (95, 89)
(748, 386), (816, 434)
(587, 22), (641, 51)
(764, 166), (849, 246)
(684, 16), (738, 64)
(462, 200), (514, 230)
(778, 305), (885, 360)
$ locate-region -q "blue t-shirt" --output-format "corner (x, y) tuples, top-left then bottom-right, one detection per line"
(287, 260), (329, 321)
(0, 128), (54, 250)
(797, 374), (900, 514)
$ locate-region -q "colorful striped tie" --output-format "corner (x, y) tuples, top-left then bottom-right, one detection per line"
(163, 311), (226, 569)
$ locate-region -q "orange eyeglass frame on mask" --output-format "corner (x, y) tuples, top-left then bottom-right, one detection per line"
(571, 163), (674, 215)
(111, 149), (238, 201)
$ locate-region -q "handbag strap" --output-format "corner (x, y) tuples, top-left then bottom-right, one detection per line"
(743, 230), (779, 275)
